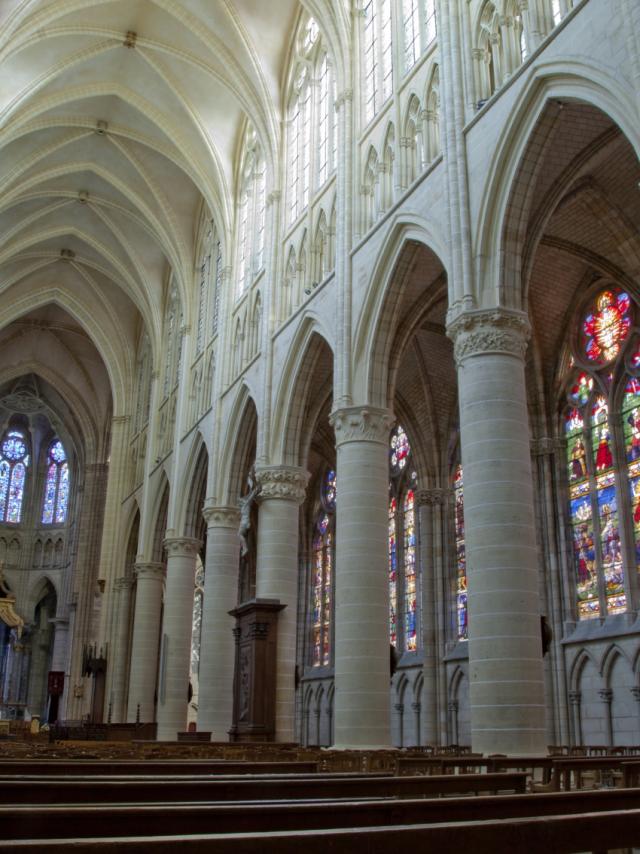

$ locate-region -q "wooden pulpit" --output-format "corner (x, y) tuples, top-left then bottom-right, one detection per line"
(228, 598), (285, 742)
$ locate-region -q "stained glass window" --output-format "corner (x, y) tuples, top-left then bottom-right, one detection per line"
(388, 495), (398, 646)
(42, 440), (69, 525)
(311, 469), (335, 667)
(403, 489), (417, 651)
(323, 469), (336, 510)
(388, 425), (419, 651)
(0, 431), (29, 524)
(582, 288), (630, 365)
(453, 464), (467, 640)
(563, 284), (640, 620)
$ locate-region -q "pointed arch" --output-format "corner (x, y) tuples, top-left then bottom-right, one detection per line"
(351, 216), (449, 408)
(476, 60), (640, 311)
(271, 317), (335, 465)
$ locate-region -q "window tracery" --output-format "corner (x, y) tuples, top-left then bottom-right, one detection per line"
(311, 468), (336, 667)
(237, 125), (266, 297)
(287, 18), (336, 226)
(453, 463), (467, 640)
(388, 425), (418, 651)
(563, 285), (640, 620)
(42, 440), (69, 525)
(0, 431), (29, 524)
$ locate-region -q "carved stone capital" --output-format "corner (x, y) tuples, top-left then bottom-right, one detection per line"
(415, 488), (446, 507)
(202, 503), (241, 529)
(335, 89), (353, 111)
(631, 687), (640, 702)
(134, 562), (165, 582)
(267, 190), (281, 205)
(114, 576), (134, 592)
(111, 415), (130, 425)
(330, 406), (394, 448)
(447, 308), (530, 366)
(598, 688), (613, 704)
(255, 466), (309, 504)
(163, 537), (201, 558)
(569, 690), (581, 705)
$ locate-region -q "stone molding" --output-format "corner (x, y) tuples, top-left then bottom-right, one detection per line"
(255, 466), (309, 504)
(530, 437), (565, 456)
(415, 488), (446, 507)
(330, 406), (394, 447)
(134, 562), (165, 582)
(114, 576), (133, 591)
(202, 503), (241, 528)
(164, 537), (201, 558)
(598, 688), (613, 703)
(447, 307), (531, 366)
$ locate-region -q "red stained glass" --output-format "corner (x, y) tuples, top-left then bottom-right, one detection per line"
(583, 289), (631, 364)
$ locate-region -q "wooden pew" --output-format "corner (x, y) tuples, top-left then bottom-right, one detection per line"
(550, 756), (629, 791)
(2, 808), (639, 853)
(0, 771), (527, 804)
(395, 754), (553, 783)
(0, 760), (320, 776)
(0, 786), (637, 840)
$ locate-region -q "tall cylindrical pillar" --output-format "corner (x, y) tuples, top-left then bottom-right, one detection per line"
(330, 406), (395, 748)
(156, 537), (201, 741)
(447, 308), (546, 755)
(109, 577), (133, 722)
(416, 488), (445, 746)
(126, 562), (164, 723)
(255, 466), (308, 742)
(197, 504), (241, 739)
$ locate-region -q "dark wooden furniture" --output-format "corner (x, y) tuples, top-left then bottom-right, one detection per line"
(228, 598), (284, 743)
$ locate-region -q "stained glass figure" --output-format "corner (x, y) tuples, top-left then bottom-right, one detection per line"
(453, 464), (467, 639)
(323, 469), (336, 510)
(403, 489), (417, 651)
(41, 440), (69, 525)
(388, 496), (397, 647)
(568, 372), (593, 407)
(311, 468), (335, 667)
(0, 431), (29, 524)
(583, 289), (631, 364)
(390, 424), (410, 473)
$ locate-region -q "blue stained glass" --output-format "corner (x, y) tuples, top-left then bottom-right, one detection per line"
(42, 462), (57, 524)
(0, 461), (9, 523)
(388, 496), (397, 646)
(55, 463), (69, 524)
(2, 435), (26, 461)
(6, 463), (25, 523)
(323, 469), (336, 509)
(50, 441), (66, 463)
(454, 464), (467, 639)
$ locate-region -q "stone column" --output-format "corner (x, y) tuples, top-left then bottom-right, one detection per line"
(156, 537), (201, 741)
(599, 688), (613, 747)
(416, 488), (445, 747)
(126, 562), (164, 723)
(197, 504), (241, 739)
(330, 406), (395, 748)
(569, 690), (582, 745)
(49, 618), (69, 674)
(447, 308), (546, 755)
(109, 577), (133, 722)
(254, 466), (308, 742)
(631, 688), (640, 739)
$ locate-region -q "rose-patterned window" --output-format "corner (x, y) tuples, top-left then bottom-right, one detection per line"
(564, 284), (640, 620)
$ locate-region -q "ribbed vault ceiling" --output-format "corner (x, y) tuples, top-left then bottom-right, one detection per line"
(0, 0), (302, 378)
